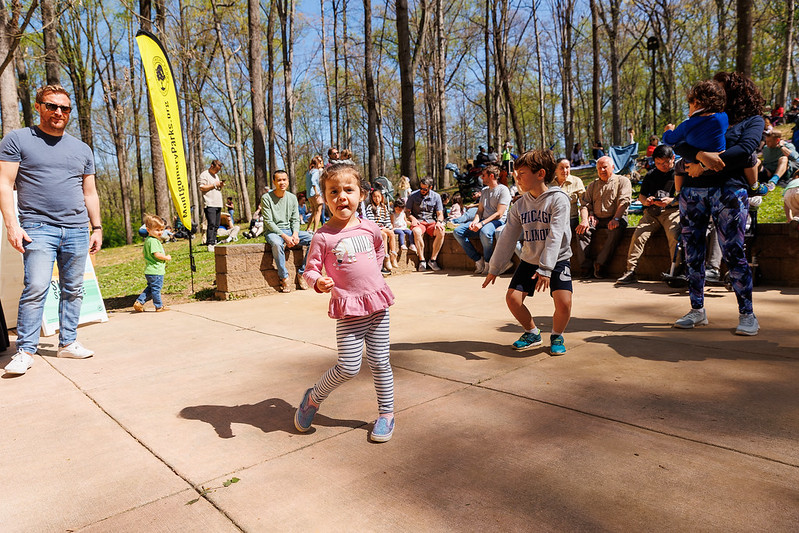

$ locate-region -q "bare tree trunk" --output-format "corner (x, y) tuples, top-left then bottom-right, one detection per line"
(332, 0), (341, 146)
(277, 0), (297, 192)
(780, 0), (795, 108)
(589, 0), (602, 147)
(555, 0), (575, 155)
(15, 46), (31, 126)
(266, 0), (277, 185)
(363, 0), (378, 181)
(40, 0), (59, 84)
(532, 0), (545, 149)
(342, 0), (351, 147)
(140, 0), (170, 222)
(484, 0), (492, 149)
(397, 0), (417, 184)
(735, 0), (753, 77)
(212, 4), (252, 221)
(249, 0), (267, 202)
(320, 0), (334, 146)
(0, 6), (20, 135)
(127, 13), (146, 223)
(715, 0), (732, 72)
(58, 6), (96, 150)
(177, 0), (200, 228)
(434, 0), (448, 186)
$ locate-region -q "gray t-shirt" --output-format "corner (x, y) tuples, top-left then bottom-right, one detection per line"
(479, 184), (511, 222)
(0, 127), (95, 227)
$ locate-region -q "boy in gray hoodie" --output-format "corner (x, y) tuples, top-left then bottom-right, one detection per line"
(482, 149), (573, 355)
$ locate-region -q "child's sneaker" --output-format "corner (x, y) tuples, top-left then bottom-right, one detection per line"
(133, 301), (144, 312)
(401, 244), (408, 250)
(512, 331), (542, 351)
(370, 415), (395, 442)
(294, 388), (318, 432)
(549, 335), (566, 356)
(409, 243), (417, 254)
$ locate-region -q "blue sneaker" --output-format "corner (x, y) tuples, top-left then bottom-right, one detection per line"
(294, 388), (318, 432)
(549, 335), (566, 356)
(512, 332), (542, 351)
(370, 416), (395, 442)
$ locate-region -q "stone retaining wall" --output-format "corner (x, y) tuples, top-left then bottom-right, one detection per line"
(214, 223), (799, 299)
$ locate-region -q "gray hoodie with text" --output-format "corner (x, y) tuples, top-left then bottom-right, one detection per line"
(488, 186), (572, 278)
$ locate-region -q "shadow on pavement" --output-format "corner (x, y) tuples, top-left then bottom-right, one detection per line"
(179, 397), (367, 438)
(392, 340), (538, 360)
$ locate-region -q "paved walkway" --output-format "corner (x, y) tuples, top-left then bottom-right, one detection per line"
(1, 273), (797, 532)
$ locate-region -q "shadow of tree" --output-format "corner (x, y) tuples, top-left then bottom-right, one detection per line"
(179, 397), (367, 438)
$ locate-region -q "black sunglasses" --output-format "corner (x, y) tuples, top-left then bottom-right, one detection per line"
(43, 102), (72, 114)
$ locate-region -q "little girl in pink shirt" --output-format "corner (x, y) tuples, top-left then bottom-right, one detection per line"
(295, 163), (397, 442)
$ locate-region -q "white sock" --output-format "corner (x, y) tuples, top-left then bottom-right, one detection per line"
(525, 327), (540, 335)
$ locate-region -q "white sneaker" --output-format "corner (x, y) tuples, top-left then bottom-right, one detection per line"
(208, 245), (215, 252)
(674, 308), (708, 329)
(735, 313), (759, 336)
(409, 244), (417, 254)
(4, 350), (34, 375)
(57, 341), (94, 359)
(401, 244), (408, 250)
(474, 258), (486, 274)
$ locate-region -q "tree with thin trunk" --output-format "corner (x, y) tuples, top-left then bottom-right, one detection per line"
(364, 0), (378, 181)
(320, 0), (334, 147)
(58, 2), (96, 150)
(266, 0), (277, 184)
(15, 45), (31, 126)
(735, 0), (753, 77)
(554, 0), (575, 155)
(779, 0), (795, 109)
(140, 0), (171, 223)
(276, 0), (298, 191)
(0, 1), (20, 135)
(249, 0), (267, 206)
(589, 0), (603, 147)
(40, 0), (59, 84)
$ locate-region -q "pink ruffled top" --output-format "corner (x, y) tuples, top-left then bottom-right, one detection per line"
(303, 219), (395, 319)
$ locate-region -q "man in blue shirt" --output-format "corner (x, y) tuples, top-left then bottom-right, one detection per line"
(405, 177), (445, 271)
(0, 85), (102, 376)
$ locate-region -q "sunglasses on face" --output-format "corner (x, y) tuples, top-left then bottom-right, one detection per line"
(42, 102), (72, 114)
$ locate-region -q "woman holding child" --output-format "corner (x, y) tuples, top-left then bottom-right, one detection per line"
(672, 72), (764, 335)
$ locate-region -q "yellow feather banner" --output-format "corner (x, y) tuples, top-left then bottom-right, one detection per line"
(135, 29), (192, 230)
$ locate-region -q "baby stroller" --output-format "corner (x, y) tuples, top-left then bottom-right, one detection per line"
(445, 163), (483, 202)
(372, 176), (395, 203)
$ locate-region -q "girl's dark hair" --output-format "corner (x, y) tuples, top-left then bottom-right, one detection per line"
(393, 198), (406, 208)
(686, 80), (726, 114)
(451, 192), (463, 206)
(516, 149), (557, 184)
(319, 163), (362, 196)
(370, 187), (386, 206)
(713, 71), (765, 124)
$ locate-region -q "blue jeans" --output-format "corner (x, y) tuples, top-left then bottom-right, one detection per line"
(453, 219), (503, 261)
(393, 228), (412, 246)
(136, 274), (164, 308)
(16, 223), (89, 353)
(450, 207), (478, 225)
(266, 229), (313, 279)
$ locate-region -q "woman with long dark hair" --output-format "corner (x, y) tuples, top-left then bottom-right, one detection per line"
(673, 72), (764, 335)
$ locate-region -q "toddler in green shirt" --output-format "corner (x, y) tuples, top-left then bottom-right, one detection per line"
(133, 215), (172, 312)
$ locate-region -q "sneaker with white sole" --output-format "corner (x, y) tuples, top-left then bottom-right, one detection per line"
(474, 258), (486, 274)
(674, 308), (708, 329)
(4, 350), (34, 375)
(409, 243), (417, 254)
(616, 270), (637, 285)
(549, 335), (567, 356)
(735, 313), (759, 336)
(57, 341), (94, 359)
(370, 416), (395, 442)
(417, 260), (427, 271)
(512, 331), (543, 351)
(428, 259), (441, 271)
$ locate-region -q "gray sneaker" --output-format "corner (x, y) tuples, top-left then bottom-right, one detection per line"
(428, 259), (441, 271)
(674, 308), (708, 329)
(735, 313), (759, 336)
(417, 261), (427, 271)
(474, 258), (485, 274)
(615, 270), (637, 285)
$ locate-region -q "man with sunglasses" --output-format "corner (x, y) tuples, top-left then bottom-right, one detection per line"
(0, 85), (100, 376)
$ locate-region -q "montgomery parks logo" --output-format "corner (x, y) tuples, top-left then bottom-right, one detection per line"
(152, 56), (170, 96)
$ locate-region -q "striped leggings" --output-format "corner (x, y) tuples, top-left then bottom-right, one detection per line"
(310, 309), (394, 414)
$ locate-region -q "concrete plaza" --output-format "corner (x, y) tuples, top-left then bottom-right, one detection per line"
(0, 272), (797, 532)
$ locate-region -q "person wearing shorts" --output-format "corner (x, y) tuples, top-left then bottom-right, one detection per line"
(405, 176), (445, 271)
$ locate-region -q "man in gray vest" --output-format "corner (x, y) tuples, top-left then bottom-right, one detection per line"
(0, 85), (101, 376)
